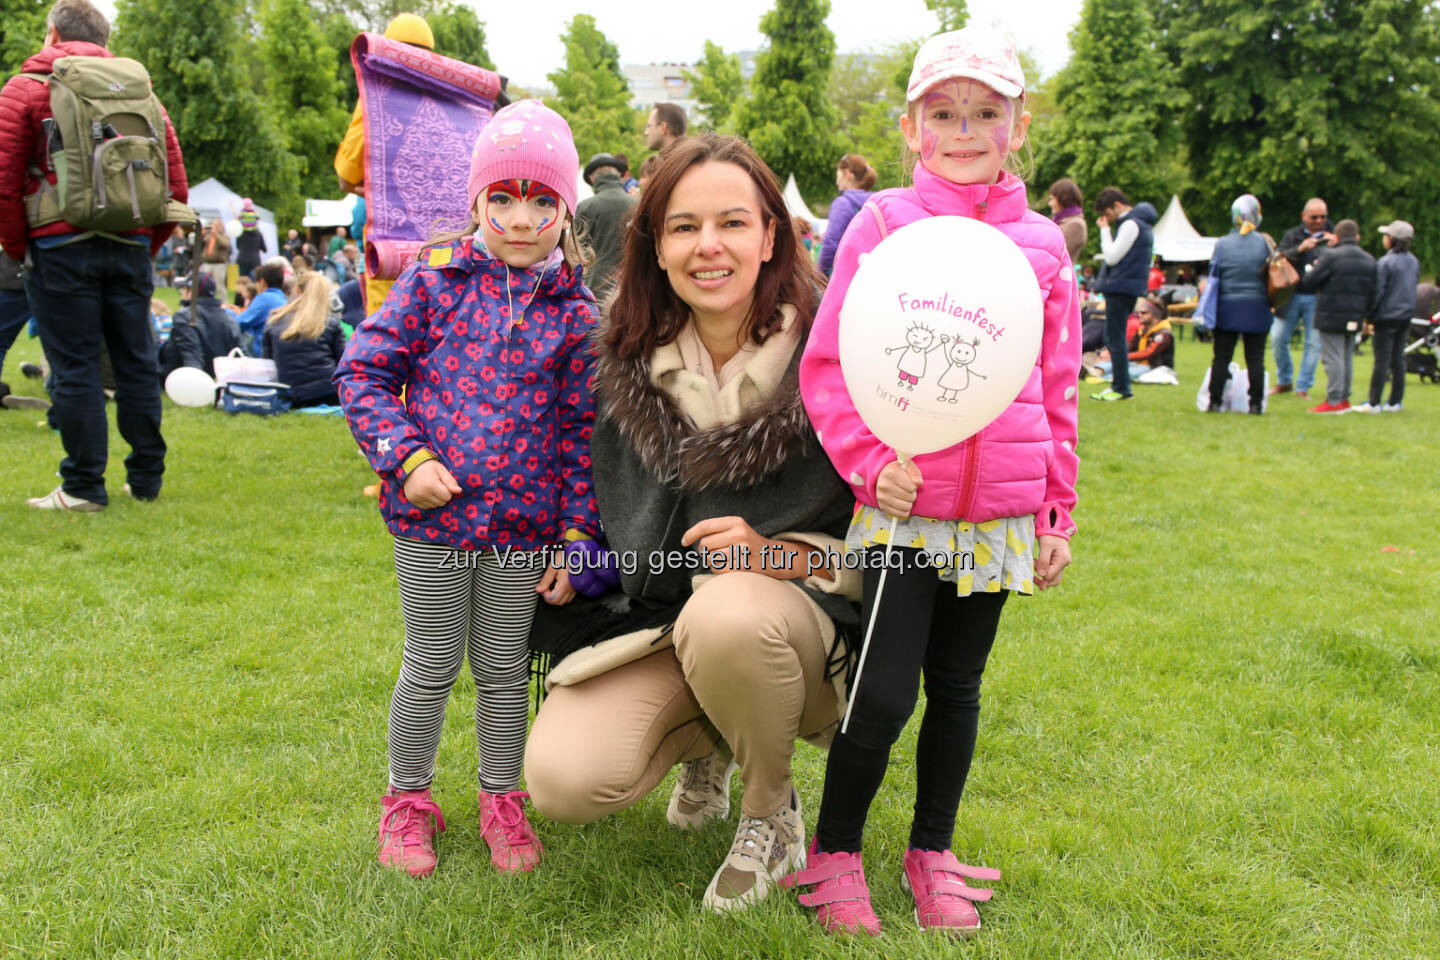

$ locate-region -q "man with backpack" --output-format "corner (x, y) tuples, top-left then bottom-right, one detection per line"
(0, 0), (188, 511)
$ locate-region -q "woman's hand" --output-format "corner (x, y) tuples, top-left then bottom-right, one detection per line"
(681, 516), (772, 573)
(536, 561), (576, 606)
(876, 459), (924, 520)
(1034, 535), (1072, 591)
(402, 459), (461, 509)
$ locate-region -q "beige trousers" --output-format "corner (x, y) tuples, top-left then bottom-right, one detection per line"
(525, 572), (837, 822)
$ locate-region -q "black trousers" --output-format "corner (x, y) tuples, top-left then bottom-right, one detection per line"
(1210, 329), (1267, 408)
(815, 548), (1008, 853)
(28, 238), (165, 502)
(1103, 293), (1137, 396)
(1367, 323), (1407, 406)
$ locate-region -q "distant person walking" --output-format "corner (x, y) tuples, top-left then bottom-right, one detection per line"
(1299, 219), (1375, 414)
(819, 154), (876, 276)
(1357, 220), (1419, 413)
(1091, 186), (1157, 401)
(1205, 195), (1273, 415)
(1270, 198), (1333, 398)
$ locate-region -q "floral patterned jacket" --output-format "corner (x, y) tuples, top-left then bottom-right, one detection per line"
(335, 238), (599, 550)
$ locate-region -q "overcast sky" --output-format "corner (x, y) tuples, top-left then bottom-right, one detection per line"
(92, 0), (1084, 91)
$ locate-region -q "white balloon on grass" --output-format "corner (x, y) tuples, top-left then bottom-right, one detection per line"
(837, 215), (1045, 456)
(165, 366), (217, 407)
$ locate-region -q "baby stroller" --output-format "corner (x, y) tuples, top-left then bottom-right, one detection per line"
(1406, 312), (1440, 383)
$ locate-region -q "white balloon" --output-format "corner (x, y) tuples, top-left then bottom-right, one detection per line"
(838, 216), (1044, 456)
(165, 366), (217, 407)
(224, 219), (243, 240)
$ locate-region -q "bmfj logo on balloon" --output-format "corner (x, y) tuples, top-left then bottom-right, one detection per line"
(838, 215), (1044, 456)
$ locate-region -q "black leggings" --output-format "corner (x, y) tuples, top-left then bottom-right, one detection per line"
(815, 548), (1008, 853)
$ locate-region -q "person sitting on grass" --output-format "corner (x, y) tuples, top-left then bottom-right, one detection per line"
(1093, 295), (1174, 382)
(262, 271), (346, 408)
(233, 260), (289, 355)
(158, 272), (242, 381)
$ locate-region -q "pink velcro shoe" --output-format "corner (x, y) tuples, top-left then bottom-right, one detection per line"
(479, 790), (543, 873)
(901, 848), (1000, 935)
(377, 788), (447, 877)
(779, 838), (881, 936)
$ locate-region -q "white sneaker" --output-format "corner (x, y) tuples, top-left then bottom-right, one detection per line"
(667, 740), (737, 830)
(1351, 403), (1381, 414)
(26, 486), (104, 512)
(701, 785), (806, 913)
(1383, 403), (1403, 412)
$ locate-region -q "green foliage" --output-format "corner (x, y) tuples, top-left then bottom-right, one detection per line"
(112, 0), (300, 223)
(257, 0), (351, 215)
(924, 0), (969, 33)
(323, 11), (362, 113)
(827, 48), (912, 194)
(1039, 0), (1185, 218)
(545, 15), (645, 170)
(1156, 0), (1440, 267)
(427, 0), (494, 71)
(0, 0), (47, 77)
(734, 0), (842, 210)
(683, 40), (744, 134)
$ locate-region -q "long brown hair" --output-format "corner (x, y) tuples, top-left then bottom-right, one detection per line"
(604, 133), (821, 362)
(838, 153), (877, 190)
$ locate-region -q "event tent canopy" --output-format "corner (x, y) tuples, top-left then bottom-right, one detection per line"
(1152, 194), (1217, 262)
(783, 174), (827, 236)
(187, 178), (279, 264)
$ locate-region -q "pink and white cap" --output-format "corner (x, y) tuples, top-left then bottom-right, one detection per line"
(467, 100), (580, 218)
(906, 27), (1026, 103)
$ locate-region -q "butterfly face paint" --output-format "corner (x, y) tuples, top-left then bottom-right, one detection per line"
(904, 79), (1029, 187)
(477, 179), (568, 269)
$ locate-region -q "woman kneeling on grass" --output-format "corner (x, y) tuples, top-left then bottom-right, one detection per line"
(524, 134), (860, 913)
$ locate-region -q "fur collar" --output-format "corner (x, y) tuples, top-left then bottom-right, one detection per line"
(594, 310), (816, 492)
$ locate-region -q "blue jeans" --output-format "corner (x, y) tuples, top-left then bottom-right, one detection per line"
(1270, 292), (1320, 391)
(27, 237), (165, 503)
(1096, 359), (1152, 382)
(0, 288), (29, 374)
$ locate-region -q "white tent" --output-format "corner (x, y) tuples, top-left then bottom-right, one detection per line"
(1152, 194), (1217, 262)
(186, 177), (279, 264)
(783, 174), (827, 236)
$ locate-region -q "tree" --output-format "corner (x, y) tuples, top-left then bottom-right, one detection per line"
(545, 15), (644, 165)
(1, 0), (47, 77)
(1156, 0), (1440, 266)
(1039, 0), (1185, 215)
(734, 0), (842, 208)
(827, 48), (911, 192)
(683, 40), (745, 134)
(113, 0), (300, 222)
(257, 0), (351, 211)
(322, 11), (363, 113)
(427, 1), (494, 71)
(924, 0), (969, 33)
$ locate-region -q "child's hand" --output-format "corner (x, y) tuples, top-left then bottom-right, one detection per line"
(537, 561), (576, 605)
(403, 459), (461, 509)
(876, 459), (923, 520)
(1034, 535), (1071, 591)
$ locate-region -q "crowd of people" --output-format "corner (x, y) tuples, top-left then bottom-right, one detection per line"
(0, 0), (1430, 946)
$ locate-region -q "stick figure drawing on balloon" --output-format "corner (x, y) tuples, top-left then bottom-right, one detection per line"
(885, 322), (944, 390)
(936, 336), (987, 403)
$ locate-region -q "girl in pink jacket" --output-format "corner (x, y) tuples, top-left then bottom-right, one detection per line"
(785, 27), (1081, 937)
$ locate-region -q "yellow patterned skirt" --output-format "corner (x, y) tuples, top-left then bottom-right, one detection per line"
(845, 504), (1037, 597)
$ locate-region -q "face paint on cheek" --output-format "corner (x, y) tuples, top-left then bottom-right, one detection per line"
(921, 124), (939, 160)
(990, 100), (1017, 158)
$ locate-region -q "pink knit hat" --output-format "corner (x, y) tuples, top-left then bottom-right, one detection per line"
(467, 100), (579, 218)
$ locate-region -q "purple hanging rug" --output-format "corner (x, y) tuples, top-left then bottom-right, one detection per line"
(351, 32), (501, 279)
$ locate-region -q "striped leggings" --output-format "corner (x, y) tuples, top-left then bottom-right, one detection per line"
(389, 537), (544, 793)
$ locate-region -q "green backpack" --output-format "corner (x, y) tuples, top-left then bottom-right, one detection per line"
(23, 56), (172, 233)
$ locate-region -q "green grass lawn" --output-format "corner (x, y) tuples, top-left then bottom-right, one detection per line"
(1, 332), (1437, 959)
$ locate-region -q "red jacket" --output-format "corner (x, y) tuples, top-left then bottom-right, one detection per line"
(0, 41), (188, 258)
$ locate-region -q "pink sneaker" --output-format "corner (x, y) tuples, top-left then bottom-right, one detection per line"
(901, 848), (1000, 935)
(779, 838), (881, 936)
(377, 788), (446, 876)
(479, 790), (543, 872)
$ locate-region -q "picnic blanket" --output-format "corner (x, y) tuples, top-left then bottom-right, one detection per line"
(351, 32), (502, 280)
